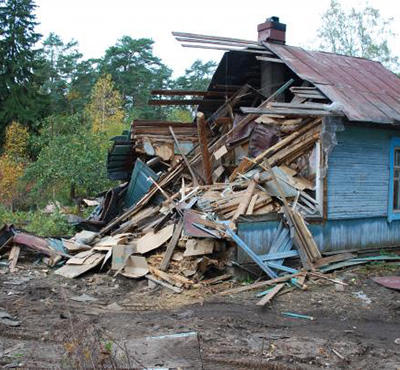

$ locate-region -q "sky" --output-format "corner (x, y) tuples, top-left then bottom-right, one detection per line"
(34, 0), (400, 77)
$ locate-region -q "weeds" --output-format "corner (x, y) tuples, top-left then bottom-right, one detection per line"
(0, 205), (74, 237)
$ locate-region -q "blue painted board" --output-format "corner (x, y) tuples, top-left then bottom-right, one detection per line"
(124, 159), (159, 208)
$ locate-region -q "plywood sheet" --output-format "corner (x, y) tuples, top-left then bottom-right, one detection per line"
(136, 224), (174, 254)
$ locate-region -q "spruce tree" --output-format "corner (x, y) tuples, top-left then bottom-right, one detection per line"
(0, 0), (47, 145)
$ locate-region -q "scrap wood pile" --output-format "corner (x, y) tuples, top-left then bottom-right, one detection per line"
(2, 80), (400, 304)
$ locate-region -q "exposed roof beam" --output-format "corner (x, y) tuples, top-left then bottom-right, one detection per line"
(172, 31), (259, 46)
(175, 37), (265, 50)
(151, 90), (234, 97)
(256, 56), (285, 64)
(181, 44), (274, 55)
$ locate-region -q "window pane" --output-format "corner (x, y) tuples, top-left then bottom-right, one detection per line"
(395, 149), (400, 166)
(395, 169), (400, 179)
(394, 179), (400, 210)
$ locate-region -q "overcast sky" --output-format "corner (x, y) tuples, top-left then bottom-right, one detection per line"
(34, 0), (400, 77)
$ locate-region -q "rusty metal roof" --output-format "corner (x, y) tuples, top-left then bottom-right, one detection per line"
(266, 43), (400, 124)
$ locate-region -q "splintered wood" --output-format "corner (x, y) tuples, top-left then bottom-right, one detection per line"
(0, 78), (336, 302)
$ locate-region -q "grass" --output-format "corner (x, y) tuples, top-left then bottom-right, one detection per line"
(0, 205), (74, 237)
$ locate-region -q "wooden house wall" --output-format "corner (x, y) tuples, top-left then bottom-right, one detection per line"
(238, 124), (400, 255)
(326, 125), (396, 219)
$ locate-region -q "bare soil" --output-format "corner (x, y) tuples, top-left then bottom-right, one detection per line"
(0, 261), (400, 369)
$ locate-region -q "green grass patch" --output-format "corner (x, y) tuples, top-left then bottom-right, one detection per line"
(0, 205), (74, 237)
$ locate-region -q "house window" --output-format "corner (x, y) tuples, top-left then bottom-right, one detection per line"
(388, 138), (400, 221)
(394, 150), (400, 210)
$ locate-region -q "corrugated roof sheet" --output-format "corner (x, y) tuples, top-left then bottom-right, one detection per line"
(266, 43), (400, 124)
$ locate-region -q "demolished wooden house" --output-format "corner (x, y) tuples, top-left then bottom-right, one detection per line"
(2, 17), (400, 296)
(100, 16), (400, 278)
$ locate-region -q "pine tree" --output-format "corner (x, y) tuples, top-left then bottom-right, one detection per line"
(0, 0), (47, 145)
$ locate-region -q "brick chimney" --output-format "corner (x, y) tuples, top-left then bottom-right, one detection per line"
(257, 16), (286, 44)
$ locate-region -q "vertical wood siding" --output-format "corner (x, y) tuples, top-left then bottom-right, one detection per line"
(327, 125), (399, 220)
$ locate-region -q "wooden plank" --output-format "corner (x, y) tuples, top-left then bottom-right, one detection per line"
(256, 283), (285, 306)
(292, 211), (322, 262)
(8, 246), (20, 272)
(111, 206), (161, 236)
(201, 273), (232, 285)
(149, 99), (227, 106)
(197, 112), (213, 185)
(184, 239), (214, 257)
(213, 145), (228, 160)
(295, 93), (326, 100)
(246, 194), (258, 215)
(313, 252), (356, 268)
(172, 31), (261, 46)
(159, 219), (184, 271)
(269, 102), (331, 110)
(240, 107), (335, 116)
(181, 44), (274, 55)
(151, 89), (234, 97)
(259, 250), (299, 261)
(220, 273), (302, 295)
(230, 180), (257, 226)
(262, 159), (315, 269)
(145, 275), (183, 293)
(176, 37), (265, 50)
(55, 253), (105, 279)
(225, 228), (277, 279)
(149, 266), (184, 288)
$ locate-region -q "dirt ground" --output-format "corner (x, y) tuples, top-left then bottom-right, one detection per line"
(0, 260), (400, 369)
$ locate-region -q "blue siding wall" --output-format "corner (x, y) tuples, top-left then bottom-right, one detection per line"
(238, 217), (400, 254)
(237, 220), (280, 263)
(327, 126), (399, 220)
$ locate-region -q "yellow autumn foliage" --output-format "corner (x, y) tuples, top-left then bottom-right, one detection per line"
(0, 121), (29, 207)
(85, 74), (125, 135)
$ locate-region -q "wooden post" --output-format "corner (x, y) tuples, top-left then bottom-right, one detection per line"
(196, 112), (213, 185)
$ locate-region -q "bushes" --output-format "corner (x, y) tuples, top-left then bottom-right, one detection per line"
(0, 205), (73, 237)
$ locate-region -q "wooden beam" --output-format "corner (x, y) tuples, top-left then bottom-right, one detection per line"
(197, 112), (213, 185)
(172, 31), (260, 46)
(159, 219), (184, 271)
(148, 99), (226, 106)
(220, 273), (302, 295)
(169, 126), (200, 187)
(230, 180), (257, 227)
(256, 283), (285, 306)
(145, 275), (183, 293)
(240, 107), (335, 116)
(181, 44), (274, 55)
(151, 90), (234, 97)
(175, 37), (265, 49)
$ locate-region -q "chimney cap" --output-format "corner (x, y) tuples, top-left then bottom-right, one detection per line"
(257, 16), (286, 44)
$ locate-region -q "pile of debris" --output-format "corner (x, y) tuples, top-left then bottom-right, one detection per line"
(2, 53), (400, 304)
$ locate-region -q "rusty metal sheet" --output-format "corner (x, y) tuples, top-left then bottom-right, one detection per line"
(371, 276), (400, 291)
(266, 42), (400, 124)
(249, 123), (279, 157)
(227, 114), (256, 145)
(183, 211), (220, 238)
